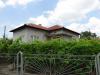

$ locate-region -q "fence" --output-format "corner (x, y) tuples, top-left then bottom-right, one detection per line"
(23, 54), (96, 75)
(1, 51), (100, 75)
(0, 53), (16, 75)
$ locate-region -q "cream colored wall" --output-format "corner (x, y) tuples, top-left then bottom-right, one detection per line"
(13, 28), (79, 42)
(26, 28), (47, 42)
(13, 28), (28, 42)
(13, 27), (47, 42)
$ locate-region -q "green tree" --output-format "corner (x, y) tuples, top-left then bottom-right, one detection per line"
(80, 31), (97, 39)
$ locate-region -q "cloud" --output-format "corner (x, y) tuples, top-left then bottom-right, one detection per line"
(0, 0), (5, 8)
(67, 17), (100, 36)
(0, 0), (42, 8)
(29, 15), (49, 26)
(28, 0), (100, 26)
(6, 0), (35, 6)
(49, 0), (99, 21)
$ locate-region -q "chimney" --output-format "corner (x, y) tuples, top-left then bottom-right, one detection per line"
(38, 24), (42, 26)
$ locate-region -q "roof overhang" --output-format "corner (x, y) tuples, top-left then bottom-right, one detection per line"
(10, 24), (80, 35)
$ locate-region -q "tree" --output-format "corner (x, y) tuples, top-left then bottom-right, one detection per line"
(80, 31), (97, 39)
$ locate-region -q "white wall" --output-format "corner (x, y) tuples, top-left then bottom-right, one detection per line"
(13, 27), (79, 42)
(13, 28), (28, 42)
(13, 27), (47, 42)
(26, 28), (47, 42)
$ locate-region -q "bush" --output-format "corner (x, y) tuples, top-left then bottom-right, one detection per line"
(0, 38), (100, 55)
(0, 38), (12, 53)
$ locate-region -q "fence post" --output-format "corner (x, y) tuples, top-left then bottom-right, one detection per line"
(95, 53), (100, 75)
(17, 51), (23, 75)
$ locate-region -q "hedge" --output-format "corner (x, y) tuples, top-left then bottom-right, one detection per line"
(0, 38), (100, 55)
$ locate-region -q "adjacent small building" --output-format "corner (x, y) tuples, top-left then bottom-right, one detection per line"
(10, 23), (80, 42)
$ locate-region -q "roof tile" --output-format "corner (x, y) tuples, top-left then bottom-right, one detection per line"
(47, 25), (63, 30)
(27, 23), (48, 30)
(10, 23), (80, 35)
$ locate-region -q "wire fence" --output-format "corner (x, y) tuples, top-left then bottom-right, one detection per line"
(0, 52), (99, 75)
(0, 53), (16, 75)
(24, 54), (96, 75)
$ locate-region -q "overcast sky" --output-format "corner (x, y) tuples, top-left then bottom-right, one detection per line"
(0, 0), (100, 38)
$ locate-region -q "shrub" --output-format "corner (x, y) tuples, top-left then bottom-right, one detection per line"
(0, 38), (100, 55)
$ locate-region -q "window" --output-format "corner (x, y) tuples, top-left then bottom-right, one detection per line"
(31, 35), (39, 40)
(19, 35), (24, 41)
(31, 35), (35, 40)
(36, 36), (39, 39)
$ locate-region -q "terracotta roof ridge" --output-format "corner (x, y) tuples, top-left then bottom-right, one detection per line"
(25, 23), (48, 30)
(49, 25), (63, 27)
(47, 25), (63, 30)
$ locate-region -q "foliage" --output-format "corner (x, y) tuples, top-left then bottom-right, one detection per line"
(80, 31), (97, 39)
(0, 38), (100, 55)
(0, 38), (100, 74)
(69, 39), (100, 55)
(0, 38), (12, 53)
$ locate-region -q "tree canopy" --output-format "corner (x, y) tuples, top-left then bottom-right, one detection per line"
(80, 31), (97, 39)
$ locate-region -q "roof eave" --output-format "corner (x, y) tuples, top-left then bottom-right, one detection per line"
(49, 27), (80, 35)
(63, 27), (80, 35)
(10, 24), (27, 32)
(10, 24), (48, 32)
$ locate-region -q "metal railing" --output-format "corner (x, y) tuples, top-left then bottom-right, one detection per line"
(23, 54), (96, 75)
(95, 53), (100, 75)
(1, 51), (100, 75)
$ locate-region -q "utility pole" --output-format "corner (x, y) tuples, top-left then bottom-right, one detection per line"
(3, 26), (6, 39)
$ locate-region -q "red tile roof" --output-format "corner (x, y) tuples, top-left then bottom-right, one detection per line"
(28, 23), (48, 30)
(47, 25), (63, 30)
(10, 24), (48, 32)
(10, 23), (80, 35)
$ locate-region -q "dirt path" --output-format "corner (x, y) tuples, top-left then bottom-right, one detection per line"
(0, 64), (37, 75)
(0, 64), (16, 75)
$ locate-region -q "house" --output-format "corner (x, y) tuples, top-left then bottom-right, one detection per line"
(10, 23), (80, 42)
